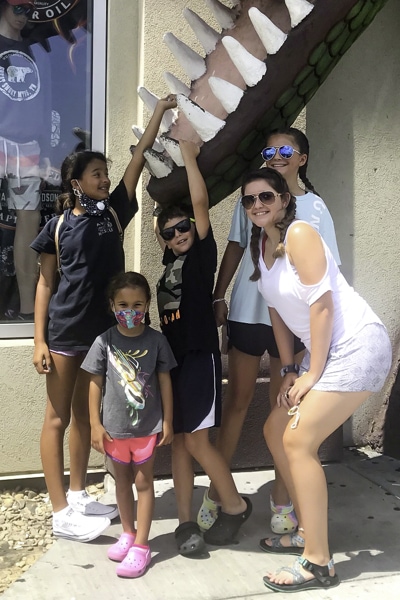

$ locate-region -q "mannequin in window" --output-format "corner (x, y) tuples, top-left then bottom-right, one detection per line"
(0, 0), (51, 320)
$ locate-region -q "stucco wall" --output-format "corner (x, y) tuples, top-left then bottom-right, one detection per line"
(306, 0), (400, 445)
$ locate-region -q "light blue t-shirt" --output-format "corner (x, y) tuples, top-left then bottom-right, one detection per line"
(227, 192), (341, 326)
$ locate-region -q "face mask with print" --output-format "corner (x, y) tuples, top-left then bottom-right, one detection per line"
(114, 309), (145, 329)
(73, 182), (109, 216)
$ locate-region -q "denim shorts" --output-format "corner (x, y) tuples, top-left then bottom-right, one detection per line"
(300, 322), (392, 393)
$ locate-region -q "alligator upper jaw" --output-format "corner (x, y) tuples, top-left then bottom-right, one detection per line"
(142, 0), (387, 207)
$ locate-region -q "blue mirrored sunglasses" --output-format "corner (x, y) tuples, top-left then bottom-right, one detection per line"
(261, 145), (301, 161)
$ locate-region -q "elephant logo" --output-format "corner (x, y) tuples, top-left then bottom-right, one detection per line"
(6, 66), (33, 83)
(0, 50), (39, 101)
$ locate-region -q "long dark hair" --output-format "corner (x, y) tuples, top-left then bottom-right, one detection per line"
(55, 150), (108, 214)
(241, 168), (296, 281)
(266, 127), (320, 196)
(107, 271), (151, 325)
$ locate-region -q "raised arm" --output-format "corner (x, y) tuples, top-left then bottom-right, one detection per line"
(123, 95), (177, 201)
(179, 140), (209, 240)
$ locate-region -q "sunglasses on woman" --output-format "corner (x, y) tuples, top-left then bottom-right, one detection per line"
(261, 145), (301, 161)
(241, 191), (281, 210)
(12, 5), (31, 16)
(160, 218), (192, 241)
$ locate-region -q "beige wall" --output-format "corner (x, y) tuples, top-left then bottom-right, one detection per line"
(306, 0), (399, 444)
(1, 0), (398, 476)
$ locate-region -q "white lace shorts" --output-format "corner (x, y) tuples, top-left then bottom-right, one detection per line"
(300, 322), (392, 393)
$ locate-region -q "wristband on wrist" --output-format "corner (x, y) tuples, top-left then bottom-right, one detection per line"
(280, 363), (300, 378)
(212, 298), (228, 308)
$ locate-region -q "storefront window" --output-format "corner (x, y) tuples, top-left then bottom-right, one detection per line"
(0, 0), (106, 338)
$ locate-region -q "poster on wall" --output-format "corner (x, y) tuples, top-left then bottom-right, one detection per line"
(0, 0), (94, 322)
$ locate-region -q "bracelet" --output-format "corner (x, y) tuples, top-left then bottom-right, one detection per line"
(280, 363), (300, 378)
(212, 298), (228, 307)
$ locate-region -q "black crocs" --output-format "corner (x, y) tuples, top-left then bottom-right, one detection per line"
(203, 496), (252, 546)
(175, 521), (206, 556)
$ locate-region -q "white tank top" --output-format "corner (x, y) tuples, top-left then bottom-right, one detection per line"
(257, 221), (380, 351)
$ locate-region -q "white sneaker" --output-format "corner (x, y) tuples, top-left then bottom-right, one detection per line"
(67, 490), (119, 520)
(53, 507), (110, 542)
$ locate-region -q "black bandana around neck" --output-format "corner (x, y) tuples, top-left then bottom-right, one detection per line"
(79, 191), (110, 216)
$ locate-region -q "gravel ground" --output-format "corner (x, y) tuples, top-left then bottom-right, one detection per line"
(0, 483), (105, 594)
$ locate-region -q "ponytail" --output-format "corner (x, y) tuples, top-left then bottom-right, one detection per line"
(249, 224), (262, 281)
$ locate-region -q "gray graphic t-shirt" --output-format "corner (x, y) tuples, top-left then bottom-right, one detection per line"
(81, 325), (176, 438)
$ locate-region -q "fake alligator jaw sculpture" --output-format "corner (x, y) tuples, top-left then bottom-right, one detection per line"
(139, 0), (389, 207)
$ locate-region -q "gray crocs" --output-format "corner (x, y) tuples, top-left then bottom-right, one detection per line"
(259, 531), (305, 555)
(175, 521), (206, 556)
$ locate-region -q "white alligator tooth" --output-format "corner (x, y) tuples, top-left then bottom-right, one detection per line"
(137, 86), (174, 132)
(163, 32), (206, 81)
(208, 76), (243, 113)
(205, 0), (235, 30)
(143, 149), (173, 178)
(159, 134), (185, 167)
(163, 72), (191, 96)
(176, 94), (225, 142)
(284, 0), (313, 28)
(131, 125), (164, 153)
(248, 7), (287, 54)
(183, 8), (220, 54)
(221, 36), (266, 87)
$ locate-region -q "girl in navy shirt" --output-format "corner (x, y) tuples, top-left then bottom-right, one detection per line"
(31, 95), (177, 543)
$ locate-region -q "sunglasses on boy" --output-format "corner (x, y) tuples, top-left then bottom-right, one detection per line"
(12, 5), (31, 16)
(261, 145), (301, 161)
(160, 218), (193, 241)
(241, 191), (281, 210)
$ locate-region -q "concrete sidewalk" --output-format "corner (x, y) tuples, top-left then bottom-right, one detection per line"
(3, 449), (400, 600)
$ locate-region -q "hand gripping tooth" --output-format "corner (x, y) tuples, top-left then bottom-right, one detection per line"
(284, 0), (314, 29)
(163, 32), (206, 81)
(208, 76), (243, 113)
(205, 0), (236, 30)
(176, 94), (225, 143)
(221, 36), (266, 87)
(137, 86), (174, 132)
(248, 7), (287, 55)
(183, 8), (220, 54)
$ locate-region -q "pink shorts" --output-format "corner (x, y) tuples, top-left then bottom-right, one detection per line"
(104, 434), (158, 465)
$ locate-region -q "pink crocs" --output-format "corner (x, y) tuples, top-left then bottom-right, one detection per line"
(116, 545), (151, 578)
(107, 532), (136, 562)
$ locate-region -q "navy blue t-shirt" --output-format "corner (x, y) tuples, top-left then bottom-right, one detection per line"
(156, 227), (220, 360)
(31, 181), (137, 350)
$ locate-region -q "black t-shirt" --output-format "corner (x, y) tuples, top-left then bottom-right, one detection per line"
(31, 181), (137, 349)
(157, 227), (219, 360)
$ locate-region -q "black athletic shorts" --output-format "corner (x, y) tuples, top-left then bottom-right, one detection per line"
(170, 350), (222, 434)
(227, 320), (305, 358)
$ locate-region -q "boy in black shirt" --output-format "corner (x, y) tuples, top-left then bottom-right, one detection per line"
(156, 140), (252, 555)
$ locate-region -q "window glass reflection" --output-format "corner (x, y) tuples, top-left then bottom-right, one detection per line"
(0, 0), (92, 324)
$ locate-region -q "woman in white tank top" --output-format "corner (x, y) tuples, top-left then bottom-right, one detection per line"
(241, 167), (392, 593)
